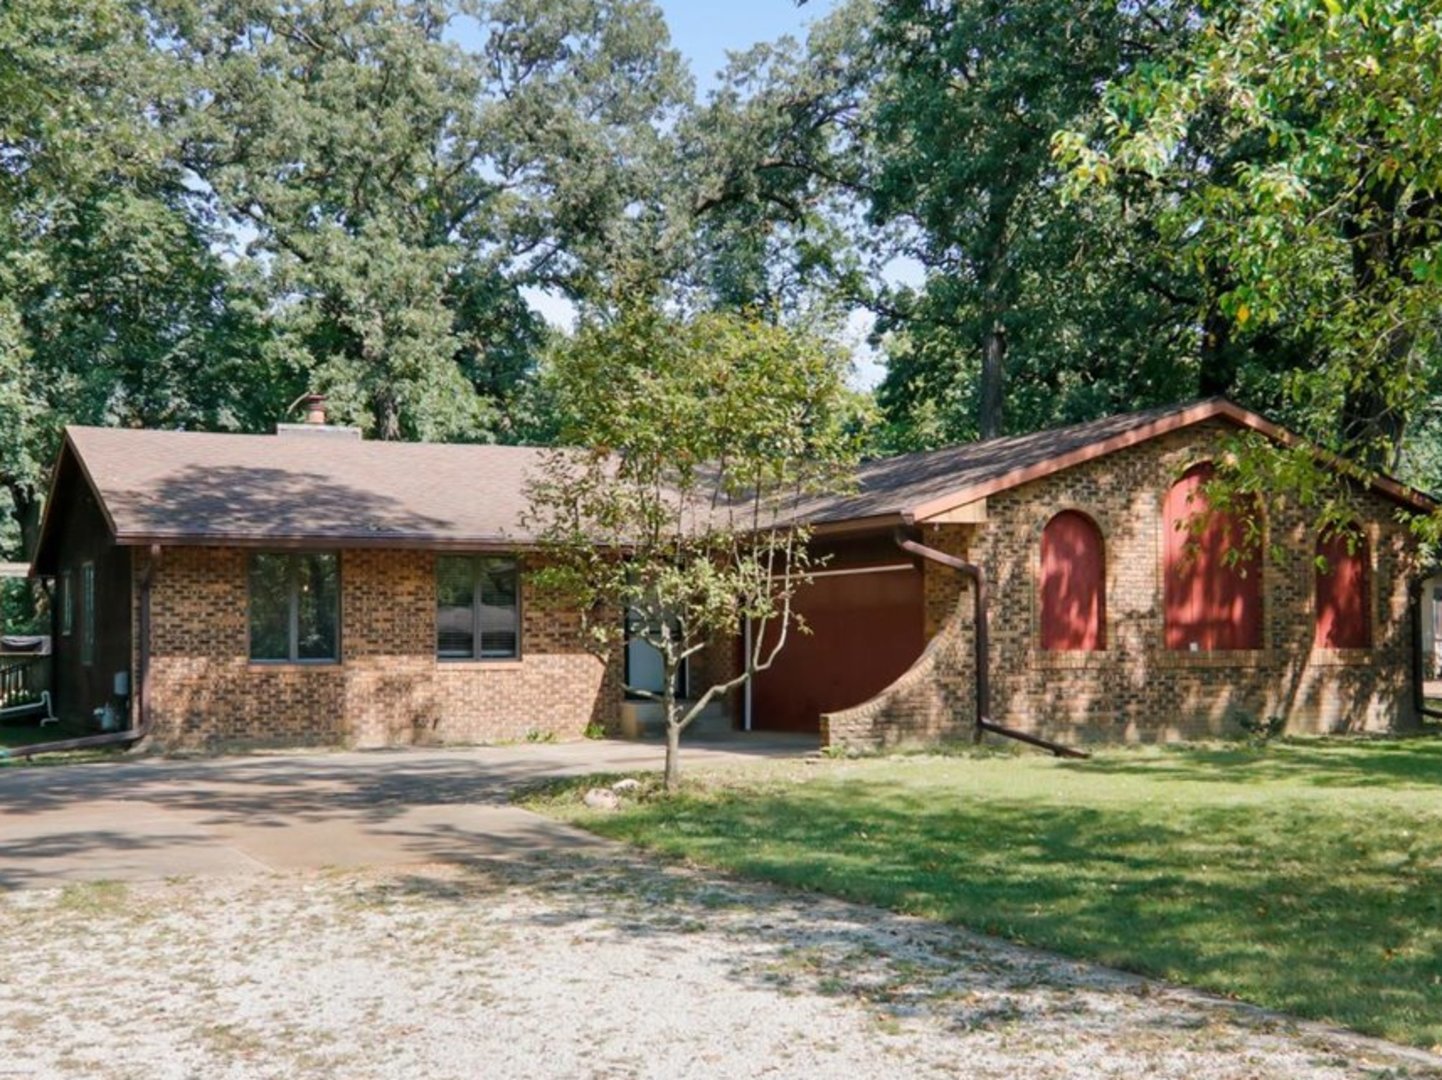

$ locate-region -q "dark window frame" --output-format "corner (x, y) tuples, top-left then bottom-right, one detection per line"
(248, 552), (341, 664)
(435, 555), (521, 661)
(60, 570), (73, 637)
(79, 562), (95, 666)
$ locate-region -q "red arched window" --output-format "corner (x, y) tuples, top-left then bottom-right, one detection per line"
(1040, 510), (1106, 651)
(1163, 463), (1262, 650)
(1315, 531), (1370, 648)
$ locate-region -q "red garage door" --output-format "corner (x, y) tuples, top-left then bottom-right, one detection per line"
(750, 565), (925, 733)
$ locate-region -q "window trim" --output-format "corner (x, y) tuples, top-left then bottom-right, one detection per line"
(435, 555), (521, 662)
(247, 551), (341, 665)
(79, 562), (95, 667)
(59, 570), (73, 637)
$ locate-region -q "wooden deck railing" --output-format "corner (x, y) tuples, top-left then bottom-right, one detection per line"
(0, 656), (49, 712)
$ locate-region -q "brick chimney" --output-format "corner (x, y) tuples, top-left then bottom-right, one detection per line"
(302, 393), (328, 426)
(276, 391), (361, 439)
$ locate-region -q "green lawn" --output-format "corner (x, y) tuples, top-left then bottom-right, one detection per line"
(0, 712), (89, 749)
(0, 713), (123, 765)
(525, 738), (1442, 1048)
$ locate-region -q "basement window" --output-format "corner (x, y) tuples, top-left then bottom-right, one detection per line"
(249, 552), (340, 662)
(437, 556), (519, 660)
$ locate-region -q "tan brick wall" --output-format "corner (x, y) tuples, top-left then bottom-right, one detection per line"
(138, 547), (620, 750)
(824, 422), (1423, 747)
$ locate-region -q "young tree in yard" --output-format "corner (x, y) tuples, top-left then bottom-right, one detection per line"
(525, 306), (856, 789)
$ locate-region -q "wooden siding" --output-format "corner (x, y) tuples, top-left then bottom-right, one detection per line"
(46, 453), (132, 724)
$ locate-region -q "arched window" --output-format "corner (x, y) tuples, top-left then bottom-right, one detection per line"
(1040, 510), (1106, 651)
(1315, 531), (1370, 648)
(1163, 463), (1262, 650)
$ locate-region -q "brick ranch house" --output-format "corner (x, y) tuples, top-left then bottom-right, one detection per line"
(26, 397), (1438, 751)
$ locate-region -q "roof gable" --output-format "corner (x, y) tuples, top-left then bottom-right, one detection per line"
(799, 398), (1434, 529)
(33, 427), (556, 565)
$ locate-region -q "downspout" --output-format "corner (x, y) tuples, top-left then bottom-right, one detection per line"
(894, 529), (1088, 759)
(1, 545), (160, 760)
(1411, 577), (1442, 722)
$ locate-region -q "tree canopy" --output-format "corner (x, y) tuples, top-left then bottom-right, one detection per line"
(4, 0), (1442, 563)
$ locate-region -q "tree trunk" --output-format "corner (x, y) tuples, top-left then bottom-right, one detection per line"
(979, 318), (1006, 440)
(1339, 166), (1412, 470)
(1198, 300), (1237, 398)
(6, 483), (41, 563)
(664, 717), (681, 791)
(372, 387), (402, 441)
(662, 659), (681, 791)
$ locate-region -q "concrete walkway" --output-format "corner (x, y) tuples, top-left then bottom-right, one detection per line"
(0, 735), (813, 890)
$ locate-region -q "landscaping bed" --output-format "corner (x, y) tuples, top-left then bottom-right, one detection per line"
(523, 738), (1442, 1049)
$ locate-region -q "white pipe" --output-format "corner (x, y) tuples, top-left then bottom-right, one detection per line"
(793, 563), (915, 580)
(0, 689), (56, 725)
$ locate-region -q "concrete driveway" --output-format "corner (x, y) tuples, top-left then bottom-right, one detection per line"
(0, 735), (812, 890)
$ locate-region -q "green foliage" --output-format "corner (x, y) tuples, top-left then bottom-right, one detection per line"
(162, 0), (688, 441)
(1061, 0), (1442, 471)
(534, 740), (1442, 1047)
(525, 304), (857, 786)
(0, 0), (267, 557)
(0, 0), (693, 560)
(863, 0), (1201, 443)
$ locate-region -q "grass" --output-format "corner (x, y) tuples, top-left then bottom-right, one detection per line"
(0, 712), (129, 766)
(0, 712), (89, 749)
(524, 737), (1442, 1049)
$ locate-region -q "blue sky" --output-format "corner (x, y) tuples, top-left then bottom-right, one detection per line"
(658, 0), (836, 92)
(455, 0), (886, 386)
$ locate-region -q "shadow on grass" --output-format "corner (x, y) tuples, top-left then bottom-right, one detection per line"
(0, 714), (92, 751)
(1061, 736), (1442, 791)
(525, 771), (1442, 1048)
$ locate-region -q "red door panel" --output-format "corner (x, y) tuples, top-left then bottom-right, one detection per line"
(751, 568), (925, 733)
(1163, 464), (1262, 650)
(1040, 511), (1106, 651)
(1315, 532), (1370, 648)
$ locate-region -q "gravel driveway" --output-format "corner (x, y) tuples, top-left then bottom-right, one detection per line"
(2, 850), (1436, 1079)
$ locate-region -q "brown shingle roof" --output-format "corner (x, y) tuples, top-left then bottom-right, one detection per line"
(37, 398), (1434, 567)
(797, 397), (1435, 526)
(62, 426), (552, 547)
(798, 400), (1204, 525)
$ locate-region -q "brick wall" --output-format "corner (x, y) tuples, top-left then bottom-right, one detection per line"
(824, 422), (1423, 747)
(137, 547), (620, 750)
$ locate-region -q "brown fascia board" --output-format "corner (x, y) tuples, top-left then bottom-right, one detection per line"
(907, 398), (1437, 521)
(109, 532), (544, 552)
(808, 512), (913, 537)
